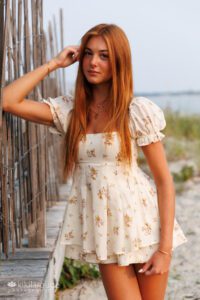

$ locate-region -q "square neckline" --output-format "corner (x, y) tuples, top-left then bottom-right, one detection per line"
(85, 131), (118, 136)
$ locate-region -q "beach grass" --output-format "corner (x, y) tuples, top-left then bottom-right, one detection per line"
(163, 109), (200, 140)
(138, 110), (200, 186)
(163, 110), (200, 175)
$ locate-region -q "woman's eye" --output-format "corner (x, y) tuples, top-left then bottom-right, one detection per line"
(84, 50), (92, 56)
(100, 54), (109, 60)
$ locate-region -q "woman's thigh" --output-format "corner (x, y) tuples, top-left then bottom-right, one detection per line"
(98, 262), (142, 300)
(133, 263), (169, 300)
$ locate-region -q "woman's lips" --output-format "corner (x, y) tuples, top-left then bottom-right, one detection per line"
(88, 70), (100, 75)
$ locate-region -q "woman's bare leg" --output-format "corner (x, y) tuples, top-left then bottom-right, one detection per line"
(133, 263), (169, 300)
(98, 262), (142, 300)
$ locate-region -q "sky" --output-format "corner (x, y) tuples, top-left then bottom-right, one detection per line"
(43, 0), (200, 93)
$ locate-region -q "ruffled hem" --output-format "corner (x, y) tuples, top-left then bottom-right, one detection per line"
(61, 217), (187, 266)
(137, 132), (165, 146)
(64, 243), (159, 266)
(63, 237), (187, 266)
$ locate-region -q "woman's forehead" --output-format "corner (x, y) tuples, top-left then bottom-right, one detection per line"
(85, 36), (108, 51)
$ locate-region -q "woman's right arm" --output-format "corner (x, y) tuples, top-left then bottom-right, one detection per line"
(2, 46), (79, 126)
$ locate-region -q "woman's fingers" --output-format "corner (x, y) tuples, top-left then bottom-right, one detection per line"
(66, 46), (80, 57)
(138, 260), (152, 274)
(67, 46), (79, 55)
(145, 267), (160, 276)
(53, 45), (80, 67)
(69, 47), (80, 61)
(139, 264), (162, 276)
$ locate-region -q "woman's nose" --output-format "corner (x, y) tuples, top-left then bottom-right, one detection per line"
(90, 54), (98, 66)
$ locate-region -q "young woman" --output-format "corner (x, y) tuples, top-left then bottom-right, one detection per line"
(3, 23), (187, 300)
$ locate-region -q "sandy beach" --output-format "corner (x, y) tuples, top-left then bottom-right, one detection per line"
(57, 175), (200, 300)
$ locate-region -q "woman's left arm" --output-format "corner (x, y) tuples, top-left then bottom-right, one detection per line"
(139, 141), (175, 275)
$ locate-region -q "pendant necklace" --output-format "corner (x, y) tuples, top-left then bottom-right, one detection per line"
(89, 98), (108, 120)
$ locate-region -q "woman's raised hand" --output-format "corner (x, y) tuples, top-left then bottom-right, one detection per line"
(2, 45), (80, 125)
(52, 46), (80, 68)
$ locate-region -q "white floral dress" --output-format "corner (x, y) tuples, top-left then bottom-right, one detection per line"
(43, 95), (187, 266)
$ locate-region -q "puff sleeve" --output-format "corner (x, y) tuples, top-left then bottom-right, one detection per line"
(41, 94), (74, 136)
(129, 97), (166, 146)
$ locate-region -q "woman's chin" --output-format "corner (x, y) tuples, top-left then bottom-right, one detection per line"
(85, 77), (111, 86)
(86, 78), (102, 85)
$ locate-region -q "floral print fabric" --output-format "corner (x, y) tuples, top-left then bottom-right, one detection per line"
(43, 95), (187, 266)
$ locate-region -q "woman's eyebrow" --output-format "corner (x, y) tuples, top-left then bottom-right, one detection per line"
(85, 47), (108, 52)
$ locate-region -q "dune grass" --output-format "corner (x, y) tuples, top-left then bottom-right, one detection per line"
(139, 110), (200, 182)
(163, 110), (200, 175)
(163, 109), (200, 140)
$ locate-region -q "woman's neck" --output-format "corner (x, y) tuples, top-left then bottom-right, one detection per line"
(91, 82), (110, 104)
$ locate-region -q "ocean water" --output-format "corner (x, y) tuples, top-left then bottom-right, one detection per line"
(145, 94), (200, 115)
(66, 82), (200, 115)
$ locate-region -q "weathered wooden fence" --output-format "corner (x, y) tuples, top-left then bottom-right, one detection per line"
(0, 0), (66, 258)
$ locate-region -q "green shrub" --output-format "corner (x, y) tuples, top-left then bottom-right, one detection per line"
(57, 257), (100, 290)
(172, 165), (194, 183)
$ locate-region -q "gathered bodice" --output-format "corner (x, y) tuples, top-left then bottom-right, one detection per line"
(77, 132), (138, 166)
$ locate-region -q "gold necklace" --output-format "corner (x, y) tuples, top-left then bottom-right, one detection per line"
(89, 99), (108, 120)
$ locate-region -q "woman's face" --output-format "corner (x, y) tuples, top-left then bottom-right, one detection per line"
(82, 36), (112, 85)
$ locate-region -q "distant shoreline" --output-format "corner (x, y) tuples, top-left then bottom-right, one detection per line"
(65, 82), (200, 114)
(135, 91), (200, 97)
(65, 82), (200, 97)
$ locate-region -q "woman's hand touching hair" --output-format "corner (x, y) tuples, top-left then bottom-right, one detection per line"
(52, 45), (80, 68)
(2, 45), (79, 124)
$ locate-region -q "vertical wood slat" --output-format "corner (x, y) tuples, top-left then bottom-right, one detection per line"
(6, 0), (16, 253)
(17, 0), (26, 246)
(48, 21), (58, 96)
(23, 0), (31, 236)
(47, 20), (58, 205)
(38, 0), (47, 211)
(27, 0), (39, 247)
(53, 15), (61, 95)
(9, 4), (19, 248)
(58, 8), (66, 184)
(59, 8), (66, 96)
(16, 0), (26, 244)
(35, 0), (46, 246)
(11, 0), (24, 248)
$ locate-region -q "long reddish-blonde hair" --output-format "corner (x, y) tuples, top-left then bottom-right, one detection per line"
(63, 23), (134, 179)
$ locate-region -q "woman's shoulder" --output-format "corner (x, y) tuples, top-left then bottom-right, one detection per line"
(128, 96), (166, 146)
(129, 95), (165, 122)
(129, 96), (163, 114)
(43, 93), (74, 108)
(41, 92), (74, 135)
